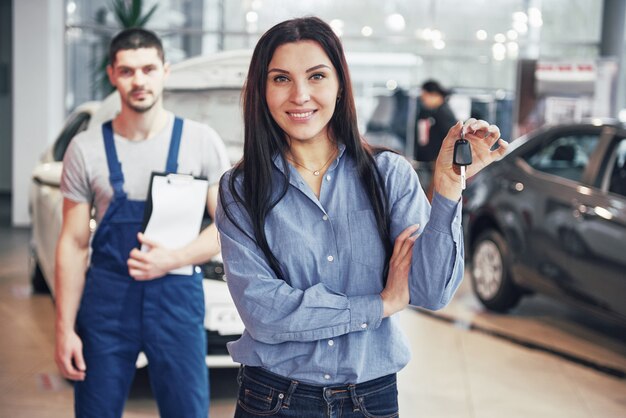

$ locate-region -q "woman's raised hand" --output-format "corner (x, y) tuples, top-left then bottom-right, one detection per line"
(433, 119), (509, 201)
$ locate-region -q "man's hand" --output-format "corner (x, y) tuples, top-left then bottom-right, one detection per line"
(128, 233), (180, 280)
(55, 328), (86, 381)
(381, 224), (420, 317)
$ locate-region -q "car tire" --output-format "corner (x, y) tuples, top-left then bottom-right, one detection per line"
(31, 258), (51, 294)
(470, 229), (521, 312)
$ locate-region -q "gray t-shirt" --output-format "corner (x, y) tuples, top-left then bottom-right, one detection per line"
(61, 112), (231, 223)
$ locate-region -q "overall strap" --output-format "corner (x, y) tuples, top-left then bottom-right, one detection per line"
(165, 117), (184, 173)
(102, 121), (126, 197)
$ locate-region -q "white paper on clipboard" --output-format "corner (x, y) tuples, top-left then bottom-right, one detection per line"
(142, 173), (209, 275)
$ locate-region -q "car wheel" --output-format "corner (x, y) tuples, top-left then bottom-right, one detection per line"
(31, 258), (50, 294)
(471, 229), (521, 312)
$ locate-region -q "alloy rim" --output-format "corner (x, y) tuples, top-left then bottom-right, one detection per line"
(472, 240), (503, 300)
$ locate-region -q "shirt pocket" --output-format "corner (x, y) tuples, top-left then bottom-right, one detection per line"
(348, 209), (386, 270)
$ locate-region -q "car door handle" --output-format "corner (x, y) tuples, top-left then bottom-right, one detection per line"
(575, 204), (616, 221)
(574, 204), (599, 219)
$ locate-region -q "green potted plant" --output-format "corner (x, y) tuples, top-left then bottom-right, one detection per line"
(96, 0), (159, 96)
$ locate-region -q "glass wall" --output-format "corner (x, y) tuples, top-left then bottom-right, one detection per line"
(64, 0), (605, 122)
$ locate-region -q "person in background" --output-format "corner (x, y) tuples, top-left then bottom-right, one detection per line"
(216, 16), (506, 417)
(54, 28), (230, 418)
(415, 79), (458, 200)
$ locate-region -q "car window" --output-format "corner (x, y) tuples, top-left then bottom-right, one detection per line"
(605, 138), (626, 197)
(53, 111), (92, 161)
(524, 133), (600, 182)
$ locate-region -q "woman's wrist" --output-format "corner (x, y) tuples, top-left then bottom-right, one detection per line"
(380, 290), (401, 318)
(432, 170), (461, 202)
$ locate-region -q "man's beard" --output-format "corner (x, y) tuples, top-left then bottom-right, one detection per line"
(124, 90), (158, 113)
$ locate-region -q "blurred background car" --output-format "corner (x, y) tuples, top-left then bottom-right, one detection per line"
(29, 50), (251, 368)
(462, 121), (626, 325)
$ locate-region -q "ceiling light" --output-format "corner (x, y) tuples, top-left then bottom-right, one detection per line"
(494, 33), (506, 43)
(330, 19), (344, 29)
(386, 13), (406, 32)
(246, 11), (258, 23)
(507, 42), (519, 59)
(513, 11), (528, 23)
(386, 79), (398, 90)
(476, 30), (488, 40)
(433, 39), (446, 50)
(430, 29), (442, 41)
(330, 19), (344, 37)
(513, 21), (528, 34)
(361, 26), (373, 37)
(492, 43), (506, 61)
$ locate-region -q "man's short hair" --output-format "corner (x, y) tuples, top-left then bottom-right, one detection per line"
(109, 28), (165, 65)
(421, 79), (450, 98)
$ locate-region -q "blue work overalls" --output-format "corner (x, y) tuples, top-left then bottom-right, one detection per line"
(74, 119), (209, 418)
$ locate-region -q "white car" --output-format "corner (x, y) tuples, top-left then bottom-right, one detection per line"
(29, 50), (252, 368)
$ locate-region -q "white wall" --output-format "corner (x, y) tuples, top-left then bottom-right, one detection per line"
(12, 0), (65, 226)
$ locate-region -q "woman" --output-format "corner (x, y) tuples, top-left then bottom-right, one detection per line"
(216, 17), (507, 417)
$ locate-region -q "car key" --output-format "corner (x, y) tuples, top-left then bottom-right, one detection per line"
(454, 130), (473, 190)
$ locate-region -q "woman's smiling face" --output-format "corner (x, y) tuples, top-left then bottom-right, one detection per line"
(265, 40), (340, 144)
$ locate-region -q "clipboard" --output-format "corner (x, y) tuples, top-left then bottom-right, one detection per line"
(141, 172), (209, 275)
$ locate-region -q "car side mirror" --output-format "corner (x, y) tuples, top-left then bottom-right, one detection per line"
(32, 162), (63, 187)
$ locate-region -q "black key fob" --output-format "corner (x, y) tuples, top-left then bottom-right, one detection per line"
(454, 139), (473, 166)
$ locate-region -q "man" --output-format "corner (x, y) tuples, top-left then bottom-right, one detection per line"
(54, 28), (230, 417)
(415, 79), (457, 200)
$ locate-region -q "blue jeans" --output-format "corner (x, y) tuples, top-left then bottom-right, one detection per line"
(234, 366), (399, 418)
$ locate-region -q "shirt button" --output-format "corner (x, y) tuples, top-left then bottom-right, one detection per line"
(324, 374), (331, 380)
(326, 175), (331, 181)
(322, 215), (328, 221)
(327, 255), (334, 262)
(361, 323), (368, 329)
(328, 339), (334, 346)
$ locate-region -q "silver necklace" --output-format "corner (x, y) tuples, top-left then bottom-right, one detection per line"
(287, 147), (337, 176)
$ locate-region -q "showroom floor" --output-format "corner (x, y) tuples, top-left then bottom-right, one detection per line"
(0, 194), (625, 418)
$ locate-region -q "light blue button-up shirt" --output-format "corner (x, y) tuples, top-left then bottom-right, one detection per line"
(216, 145), (464, 385)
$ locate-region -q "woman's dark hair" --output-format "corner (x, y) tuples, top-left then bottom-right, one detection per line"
(220, 16), (392, 282)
